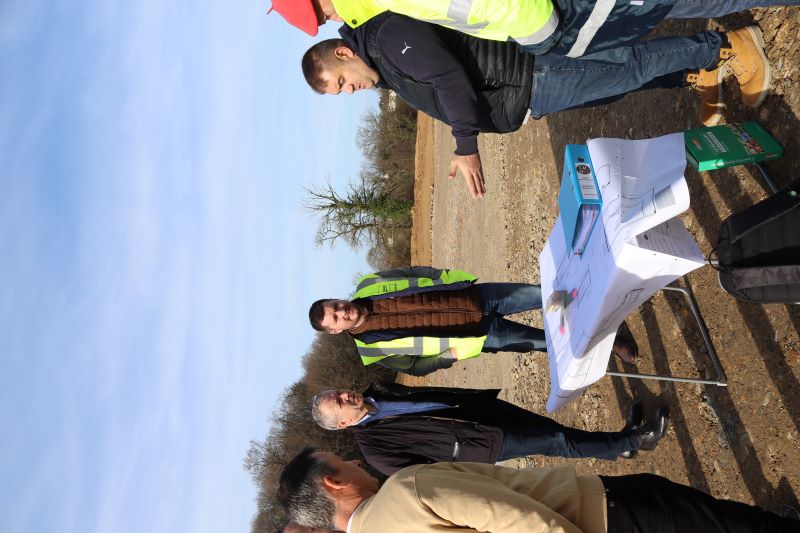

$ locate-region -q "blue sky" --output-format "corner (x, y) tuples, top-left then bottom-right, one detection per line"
(0, 1), (378, 532)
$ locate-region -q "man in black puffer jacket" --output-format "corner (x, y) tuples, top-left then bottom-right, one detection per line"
(301, 13), (772, 198)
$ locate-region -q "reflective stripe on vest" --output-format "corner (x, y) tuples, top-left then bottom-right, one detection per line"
(356, 335), (486, 364)
(355, 337), (448, 357)
(404, 0), (557, 43)
(352, 269), (477, 299)
(513, 8), (559, 45)
(356, 276), (433, 291)
(421, 0), (490, 33)
(565, 0), (615, 58)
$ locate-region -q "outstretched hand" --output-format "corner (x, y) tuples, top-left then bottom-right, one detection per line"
(448, 152), (485, 199)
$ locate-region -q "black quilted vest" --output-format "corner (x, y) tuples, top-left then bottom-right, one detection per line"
(364, 13), (534, 134)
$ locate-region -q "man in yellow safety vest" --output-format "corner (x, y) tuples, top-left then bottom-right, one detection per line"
(308, 266), (636, 376)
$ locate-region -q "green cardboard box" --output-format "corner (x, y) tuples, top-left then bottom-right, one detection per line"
(684, 121), (783, 171)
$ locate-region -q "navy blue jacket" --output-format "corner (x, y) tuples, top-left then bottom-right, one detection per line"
(340, 13), (533, 156)
(551, 0), (676, 57)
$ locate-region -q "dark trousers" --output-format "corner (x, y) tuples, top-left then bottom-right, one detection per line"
(472, 399), (638, 461)
(602, 474), (798, 532)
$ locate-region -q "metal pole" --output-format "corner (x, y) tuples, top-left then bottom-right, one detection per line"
(605, 370), (727, 386)
(606, 282), (728, 387)
(662, 285), (728, 385)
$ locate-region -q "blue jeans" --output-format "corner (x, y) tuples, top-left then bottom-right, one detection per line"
(523, 0), (796, 56)
(491, 399), (639, 461)
(530, 31), (723, 117)
(528, 0), (799, 115)
(477, 283), (547, 353)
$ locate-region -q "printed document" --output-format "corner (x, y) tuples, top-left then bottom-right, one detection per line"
(540, 133), (705, 412)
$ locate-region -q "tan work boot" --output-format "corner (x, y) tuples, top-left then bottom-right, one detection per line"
(687, 67), (728, 126)
(720, 26), (771, 108)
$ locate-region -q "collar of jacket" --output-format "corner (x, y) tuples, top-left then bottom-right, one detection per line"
(339, 13), (393, 89)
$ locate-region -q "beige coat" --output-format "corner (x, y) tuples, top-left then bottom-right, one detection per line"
(348, 462), (607, 533)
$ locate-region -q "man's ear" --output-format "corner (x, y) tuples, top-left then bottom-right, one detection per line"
(322, 474), (348, 491)
(328, 329), (342, 335)
(333, 46), (355, 60)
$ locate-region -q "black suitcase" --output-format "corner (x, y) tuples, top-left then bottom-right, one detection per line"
(712, 183), (800, 304)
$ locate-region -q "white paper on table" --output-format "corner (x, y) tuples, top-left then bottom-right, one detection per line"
(589, 134), (690, 254)
(540, 133), (706, 412)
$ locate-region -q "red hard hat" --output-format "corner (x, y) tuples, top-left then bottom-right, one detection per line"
(268, 0), (319, 36)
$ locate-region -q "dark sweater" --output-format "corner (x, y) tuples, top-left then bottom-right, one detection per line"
(340, 13), (533, 156)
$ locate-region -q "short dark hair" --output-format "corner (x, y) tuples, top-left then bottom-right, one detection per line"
(309, 299), (334, 331)
(277, 448), (339, 530)
(301, 39), (347, 94)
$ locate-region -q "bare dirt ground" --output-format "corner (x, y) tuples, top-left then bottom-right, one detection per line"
(406, 8), (800, 513)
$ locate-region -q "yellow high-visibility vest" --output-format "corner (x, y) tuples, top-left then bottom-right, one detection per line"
(351, 268), (487, 365)
(331, 0), (559, 47)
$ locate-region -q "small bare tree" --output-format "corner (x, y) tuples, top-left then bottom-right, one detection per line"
(304, 177), (411, 249)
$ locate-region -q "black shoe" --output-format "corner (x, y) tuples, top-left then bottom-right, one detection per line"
(623, 403), (643, 431)
(637, 407), (670, 452)
(619, 403), (644, 459)
(782, 505), (800, 521)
